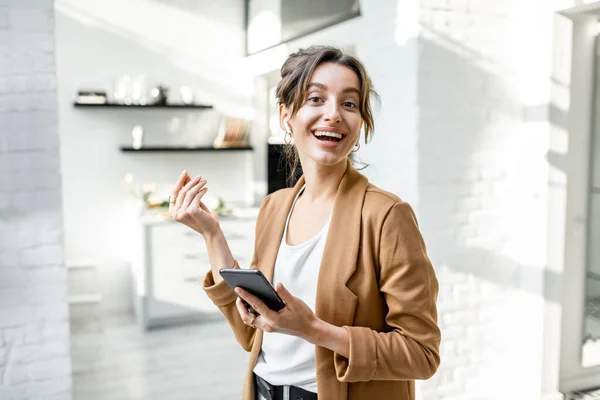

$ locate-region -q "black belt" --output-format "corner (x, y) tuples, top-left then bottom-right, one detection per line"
(254, 374), (318, 400)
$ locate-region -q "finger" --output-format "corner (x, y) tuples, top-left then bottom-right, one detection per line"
(169, 170), (188, 210)
(235, 288), (274, 318)
(191, 186), (209, 210)
(236, 297), (252, 320)
(175, 175), (201, 210)
(170, 176), (191, 219)
(236, 298), (260, 327)
(275, 283), (293, 304)
(172, 173), (191, 205)
(181, 178), (207, 210)
(178, 174), (199, 203)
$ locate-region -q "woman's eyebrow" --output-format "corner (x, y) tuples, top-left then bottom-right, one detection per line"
(307, 82), (360, 95)
(307, 82), (327, 90)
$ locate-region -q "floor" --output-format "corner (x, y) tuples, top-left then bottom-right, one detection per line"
(70, 314), (250, 400)
(69, 312), (600, 400)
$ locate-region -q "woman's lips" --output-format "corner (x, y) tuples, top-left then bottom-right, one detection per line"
(312, 131), (344, 146)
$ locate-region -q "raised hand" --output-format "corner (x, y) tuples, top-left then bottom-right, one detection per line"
(169, 170), (220, 238)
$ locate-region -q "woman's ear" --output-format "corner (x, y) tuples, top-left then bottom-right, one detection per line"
(279, 104), (291, 132)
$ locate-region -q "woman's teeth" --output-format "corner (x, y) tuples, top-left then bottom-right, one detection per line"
(313, 131), (342, 142)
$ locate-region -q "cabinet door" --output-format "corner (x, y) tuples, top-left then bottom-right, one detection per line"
(148, 223), (216, 321)
(145, 217), (257, 325)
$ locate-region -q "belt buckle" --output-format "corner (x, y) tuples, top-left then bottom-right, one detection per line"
(289, 385), (312, 400)
(255, 376), (273, 400)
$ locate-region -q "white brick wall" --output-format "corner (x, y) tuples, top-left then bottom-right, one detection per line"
(417, 0), (565, 399)
(0, 0), (72, 399)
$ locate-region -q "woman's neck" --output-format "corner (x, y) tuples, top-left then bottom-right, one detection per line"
(298, 158), (347, 204)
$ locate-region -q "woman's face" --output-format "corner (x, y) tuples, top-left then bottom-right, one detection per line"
(281, 62), (363, 168)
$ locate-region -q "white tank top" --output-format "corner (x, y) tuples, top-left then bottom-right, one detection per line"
(253, 185), (331, 393)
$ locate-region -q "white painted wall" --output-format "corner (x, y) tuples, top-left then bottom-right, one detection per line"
(54, 0), (252, 314)
(0, 1), (72, 399)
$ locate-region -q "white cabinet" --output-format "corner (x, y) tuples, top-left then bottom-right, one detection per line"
(133, 213), (257, 329)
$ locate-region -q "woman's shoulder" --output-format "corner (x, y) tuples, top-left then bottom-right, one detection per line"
(364, 183), (405, 209)
(362, 183), (418, 225)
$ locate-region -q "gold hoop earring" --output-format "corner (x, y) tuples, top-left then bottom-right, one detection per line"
(352, 141), (360, 152)
(284, 130), (293, 145)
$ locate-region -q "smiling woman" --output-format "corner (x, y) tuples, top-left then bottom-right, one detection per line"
(276, 46), (379, 184)
(170, 45), (441, 400)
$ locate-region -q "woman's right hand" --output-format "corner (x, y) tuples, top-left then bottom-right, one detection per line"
(169, 170), (220, 239)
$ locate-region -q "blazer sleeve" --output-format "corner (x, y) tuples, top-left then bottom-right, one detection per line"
(334, 201), (441, 381)
(202, 194), (272, 352)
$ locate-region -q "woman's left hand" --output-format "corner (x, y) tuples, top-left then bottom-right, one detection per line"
(235, 283), (317, 341)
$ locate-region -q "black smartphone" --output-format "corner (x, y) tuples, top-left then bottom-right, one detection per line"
(219, 268), (286, 314)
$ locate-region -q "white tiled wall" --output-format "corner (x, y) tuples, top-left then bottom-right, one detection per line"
(0, 0), (72, 399)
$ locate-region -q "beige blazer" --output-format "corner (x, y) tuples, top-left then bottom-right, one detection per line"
(203, 160), (441, 400)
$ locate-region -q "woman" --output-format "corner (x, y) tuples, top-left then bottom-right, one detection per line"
(169, 45), (441, 400)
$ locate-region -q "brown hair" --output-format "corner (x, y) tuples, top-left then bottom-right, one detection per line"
(275, 45), (379, 184)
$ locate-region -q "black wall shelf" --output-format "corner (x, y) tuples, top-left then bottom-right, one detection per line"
(120, 146), (253, 152)
(73, 102), (213, 109)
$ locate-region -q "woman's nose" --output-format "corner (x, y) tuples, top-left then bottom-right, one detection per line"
(323, 102), (341, 123)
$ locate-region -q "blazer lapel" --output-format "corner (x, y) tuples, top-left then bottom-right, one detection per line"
(315, 159), (368, 326)
(315, 160), (369, 399)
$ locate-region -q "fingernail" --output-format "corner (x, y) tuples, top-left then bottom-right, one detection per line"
(181, 170), (187, 176)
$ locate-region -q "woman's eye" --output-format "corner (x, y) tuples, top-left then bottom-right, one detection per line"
(343, 101), (357, 108)
(308, 96), (322, 103)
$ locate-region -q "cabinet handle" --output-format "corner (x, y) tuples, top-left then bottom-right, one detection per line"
(183, 231), (198, 237)
(184, 254), (201, 260)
